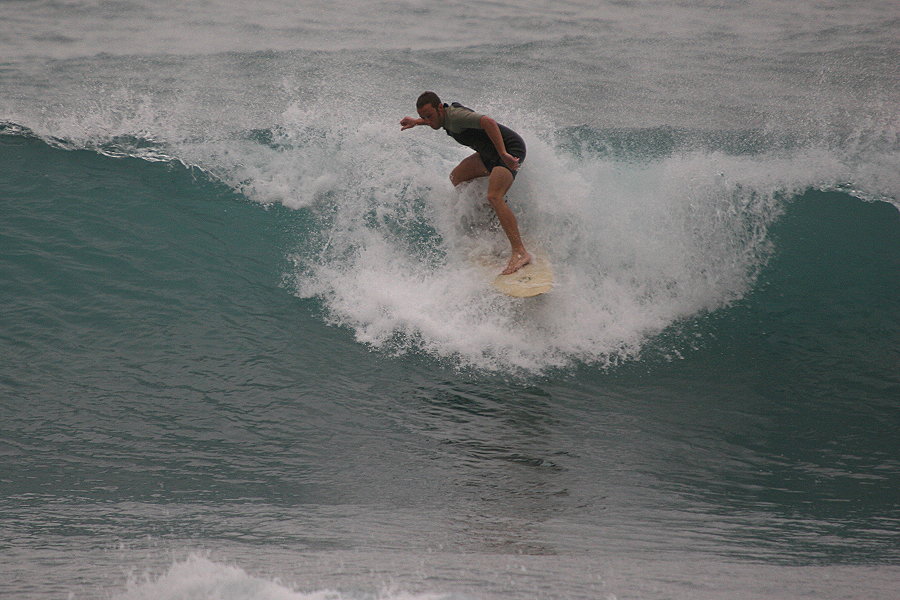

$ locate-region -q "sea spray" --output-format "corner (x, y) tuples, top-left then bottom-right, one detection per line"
(276, 112), (806, 372)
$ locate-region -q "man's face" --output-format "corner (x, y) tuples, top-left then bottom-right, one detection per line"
(417, 103), (443, 129)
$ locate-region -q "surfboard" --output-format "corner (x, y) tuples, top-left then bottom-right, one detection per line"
(491, 255), (554, 298)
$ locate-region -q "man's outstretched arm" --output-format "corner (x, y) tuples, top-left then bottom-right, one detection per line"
(400, 116), (425, 130)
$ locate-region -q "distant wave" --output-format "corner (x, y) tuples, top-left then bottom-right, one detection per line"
(113, 553), (454, 600)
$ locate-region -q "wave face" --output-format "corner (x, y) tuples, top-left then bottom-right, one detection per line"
(4, 119), (895, 373)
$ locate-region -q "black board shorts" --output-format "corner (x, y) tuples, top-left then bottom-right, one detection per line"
(479, 130), (526, 179)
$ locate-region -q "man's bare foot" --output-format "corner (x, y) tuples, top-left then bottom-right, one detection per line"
(501, 251), (532, 275)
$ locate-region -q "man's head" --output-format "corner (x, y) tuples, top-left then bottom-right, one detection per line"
(416, 91), (444, 129)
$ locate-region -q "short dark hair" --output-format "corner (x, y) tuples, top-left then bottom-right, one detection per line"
(416, 91), (441, 110)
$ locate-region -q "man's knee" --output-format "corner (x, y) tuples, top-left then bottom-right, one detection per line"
(486, 168), (513, 206)
(450, 165), (472, 187)
(487, 191), (506, 208)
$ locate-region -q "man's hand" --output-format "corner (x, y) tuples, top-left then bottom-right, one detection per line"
(500, 152), (520, 172)
(400, 116), (422, 130)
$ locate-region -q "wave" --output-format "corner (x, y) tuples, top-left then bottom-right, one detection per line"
(3, 92), (897, 373)
(113, 553), (452, 600)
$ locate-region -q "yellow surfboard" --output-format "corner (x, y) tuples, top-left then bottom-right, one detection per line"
(491, 255), (554, 298)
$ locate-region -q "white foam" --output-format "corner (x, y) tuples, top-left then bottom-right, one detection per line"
(274, 104), (829, 372)
(115, 554), (314, 600)
(112, 554), (451, 600)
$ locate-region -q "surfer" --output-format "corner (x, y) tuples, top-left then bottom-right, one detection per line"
(400, 91), (531, 275)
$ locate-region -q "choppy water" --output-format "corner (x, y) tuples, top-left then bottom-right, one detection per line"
(1, 1), (898, 598)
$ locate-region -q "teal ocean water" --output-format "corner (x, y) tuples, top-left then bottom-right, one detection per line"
(2, 1), (899, 598)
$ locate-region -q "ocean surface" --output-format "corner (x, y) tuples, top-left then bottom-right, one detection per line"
(2, 1), (899, 598)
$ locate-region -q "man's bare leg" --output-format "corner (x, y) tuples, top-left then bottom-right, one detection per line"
(449, 153), (490, 186)
(486, 166), (531, 275)
(449, 154), (531, 275)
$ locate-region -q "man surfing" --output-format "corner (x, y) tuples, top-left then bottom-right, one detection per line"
(400, 91), (531, 275)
